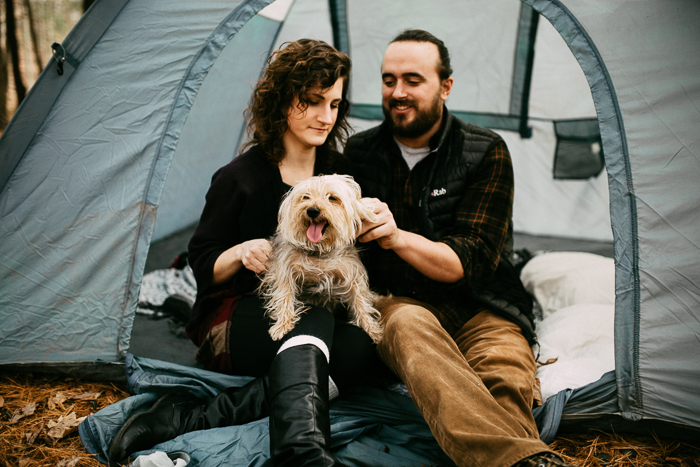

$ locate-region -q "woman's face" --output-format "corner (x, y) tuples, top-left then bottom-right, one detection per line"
(283, 77), (344, 153)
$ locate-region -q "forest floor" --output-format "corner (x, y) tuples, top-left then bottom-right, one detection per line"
(1, 371), (699, 467)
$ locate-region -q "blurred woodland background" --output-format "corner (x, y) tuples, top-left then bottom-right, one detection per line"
(0, 0), (92, 130)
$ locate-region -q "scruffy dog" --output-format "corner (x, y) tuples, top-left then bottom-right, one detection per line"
(259, 174), (384, 343)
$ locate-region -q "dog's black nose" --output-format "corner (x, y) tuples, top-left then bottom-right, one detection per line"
(307, 206), (320, 219)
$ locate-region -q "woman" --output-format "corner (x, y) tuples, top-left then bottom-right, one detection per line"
(109, 39), (379, 466)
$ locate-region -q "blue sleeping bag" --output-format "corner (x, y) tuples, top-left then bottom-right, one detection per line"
(79, 354), (458, 466)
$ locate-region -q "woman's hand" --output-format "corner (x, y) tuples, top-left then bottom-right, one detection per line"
(212, 239), (272, 284)
(238, 239), (272, 273)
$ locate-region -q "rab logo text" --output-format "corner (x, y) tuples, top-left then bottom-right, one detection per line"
(430, 188), (447, 197)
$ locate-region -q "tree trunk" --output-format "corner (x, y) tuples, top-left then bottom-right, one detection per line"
(5, 0), (26, 104)
(23, 0), (44, 73)
(0, 38), (8, 129)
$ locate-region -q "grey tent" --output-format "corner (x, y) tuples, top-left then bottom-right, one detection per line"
(1, 0), (698, 443)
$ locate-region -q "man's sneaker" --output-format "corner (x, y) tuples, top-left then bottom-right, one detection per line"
(514, 452), (576, 467)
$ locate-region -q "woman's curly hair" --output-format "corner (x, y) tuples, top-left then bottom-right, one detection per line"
(243, 39), (352, 166)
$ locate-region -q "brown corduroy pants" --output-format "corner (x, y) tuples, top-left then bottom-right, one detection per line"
(376, 297), (552, 467)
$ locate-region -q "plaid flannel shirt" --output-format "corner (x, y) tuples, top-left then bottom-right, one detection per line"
(366, 140), (515, 335)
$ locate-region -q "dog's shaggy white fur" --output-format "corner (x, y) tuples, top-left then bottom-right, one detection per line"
(259, 174), (383, 343)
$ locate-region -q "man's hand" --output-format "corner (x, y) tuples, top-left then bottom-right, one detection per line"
(358, 198), (402, 249)
(358, 197), (465, 283)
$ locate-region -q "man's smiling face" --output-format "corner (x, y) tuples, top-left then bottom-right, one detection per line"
(381, 40), (452, 146)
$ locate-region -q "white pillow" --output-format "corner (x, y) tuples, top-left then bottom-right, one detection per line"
(535, 303), (615, 401)
(520, 251), (615, 319)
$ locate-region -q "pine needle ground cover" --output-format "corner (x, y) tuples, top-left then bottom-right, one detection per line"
(1, 372), (699, 467)
(0, 372), (128, 467)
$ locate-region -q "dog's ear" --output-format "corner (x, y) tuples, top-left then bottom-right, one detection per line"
(340, 175), (379, 224)
(356, 197), (380, 223)
(330, 174), (362, 199)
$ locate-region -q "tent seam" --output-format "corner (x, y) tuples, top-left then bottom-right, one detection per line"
(120, 0), (276, 358)
(527, 0), (642, 420)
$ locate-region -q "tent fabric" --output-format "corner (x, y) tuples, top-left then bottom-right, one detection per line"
(0, 0), (699, 443)
(541, 0), (700, 428)
(0, 0), (264, 366)
(0, 0), (129, 190)
(79, 355), (457, 466)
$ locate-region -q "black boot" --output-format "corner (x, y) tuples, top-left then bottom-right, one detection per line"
(268, 345), (340, 467)
(108, 376), (269, 463)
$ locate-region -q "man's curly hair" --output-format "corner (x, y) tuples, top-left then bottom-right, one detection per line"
(243, 39), (352, 166)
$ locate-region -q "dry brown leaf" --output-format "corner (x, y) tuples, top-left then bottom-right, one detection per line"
(19, 459), (39, 467)
(537, 357), (559, 366)
(56, 456), (81, 467)
(70, 391), (101, 401)
(48, 392), (68, 410)
(9, 402), (37, 424)
(46, 412), (86, 439)
(0, 395), (4, 408)
(25, 422), (45, 445)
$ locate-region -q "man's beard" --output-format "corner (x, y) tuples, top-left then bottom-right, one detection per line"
(383, 93), (442, 139)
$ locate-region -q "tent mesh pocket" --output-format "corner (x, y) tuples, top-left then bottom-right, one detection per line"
(553, 119), (604, 180)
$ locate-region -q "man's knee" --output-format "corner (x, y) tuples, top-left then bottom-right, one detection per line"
(377, 298), (438, 338)
(376, 299), (450, 369)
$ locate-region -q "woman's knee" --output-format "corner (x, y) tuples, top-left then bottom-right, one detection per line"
(329, 323), (381, 389)
(284, 304), (335, 344)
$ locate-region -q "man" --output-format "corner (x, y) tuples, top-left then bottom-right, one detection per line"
(346, 30), (574, 467)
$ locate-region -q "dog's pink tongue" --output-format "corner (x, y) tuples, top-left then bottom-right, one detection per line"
(307, 222), (326, 243)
